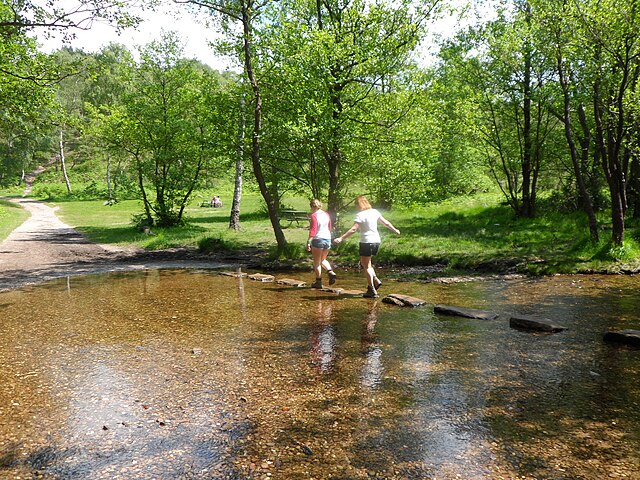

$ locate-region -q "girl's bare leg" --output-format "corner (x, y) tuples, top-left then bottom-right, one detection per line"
(312, 247), (324, 279)
(360, 256), (376, 287)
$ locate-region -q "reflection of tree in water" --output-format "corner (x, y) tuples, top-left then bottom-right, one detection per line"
(360, 301), (383, 389)
(310, 300), (337, 373)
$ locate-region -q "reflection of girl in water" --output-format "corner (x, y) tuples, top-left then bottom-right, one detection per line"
(310, 301), (337, 374)
(307, 199), (337, 289)
(360, 302), (383, 389)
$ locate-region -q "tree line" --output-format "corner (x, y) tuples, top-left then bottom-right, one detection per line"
(1, 0), (639, 251)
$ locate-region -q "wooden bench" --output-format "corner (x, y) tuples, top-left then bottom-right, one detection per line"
(281, 210), (309, 227)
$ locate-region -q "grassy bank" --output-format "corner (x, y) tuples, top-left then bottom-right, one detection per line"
(0, 198), (30, 242)
(48, 192), (640, 276)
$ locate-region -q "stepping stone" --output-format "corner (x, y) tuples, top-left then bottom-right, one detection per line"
(339, 289), (366, 297)
(509, 315), (567, 333)
(382, 293), (428, 307)
(277, 278), (307, 287)
(219, 271), (247, 277)
(320, 287), (343, 294)
(434, 304), (499, 320)
(248, 273), (275, 282)
(603, 329), (640, 347)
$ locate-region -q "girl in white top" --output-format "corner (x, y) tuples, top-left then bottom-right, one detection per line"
(333, 196), (400, 297)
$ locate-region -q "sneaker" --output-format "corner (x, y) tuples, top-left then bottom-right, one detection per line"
(363, 286), (379, 298)
(311, 279), (323, 289)
(374, 277), (382, 290)
(328, 271), (337, 286)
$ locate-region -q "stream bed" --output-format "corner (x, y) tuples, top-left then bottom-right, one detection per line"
(1, 269), (639, 479)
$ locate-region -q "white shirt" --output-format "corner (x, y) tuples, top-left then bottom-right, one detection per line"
(354, 209), (382, 243)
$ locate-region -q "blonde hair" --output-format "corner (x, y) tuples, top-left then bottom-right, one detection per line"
(355, 196), (372, 211)
(310, 198), (323, 210)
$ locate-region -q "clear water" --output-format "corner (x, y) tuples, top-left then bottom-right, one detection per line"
(1, 270), (639, 479)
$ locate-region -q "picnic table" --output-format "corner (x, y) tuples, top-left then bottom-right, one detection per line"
(281, 209), (309, 227)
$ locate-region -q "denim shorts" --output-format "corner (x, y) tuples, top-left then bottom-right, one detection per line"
(311, 238), (331, 250)
(359, 242), (380, 256)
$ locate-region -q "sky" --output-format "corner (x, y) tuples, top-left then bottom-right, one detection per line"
(38, 1), (486, 70)
(39, 2), (233, 70)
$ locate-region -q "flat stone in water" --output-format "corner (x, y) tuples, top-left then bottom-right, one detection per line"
(248, 273), (275, 282)
(509, 315), (567, 333)
(603, 329), (640, 347)
(434, 304), (499, 320)
(382, 293), (428, 307)
(277, 278), (307, 287)
(219, 271), (247, 277)
(320, 287), (343, 294)
(338, 289), (366, 297)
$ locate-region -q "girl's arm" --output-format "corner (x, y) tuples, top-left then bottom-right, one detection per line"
(333, 222), (359, 244)
(307, 213), (318, 250)
(379, 216), (400, 235)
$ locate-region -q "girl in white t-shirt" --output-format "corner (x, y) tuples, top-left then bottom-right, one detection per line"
(333, 196), (400, 298)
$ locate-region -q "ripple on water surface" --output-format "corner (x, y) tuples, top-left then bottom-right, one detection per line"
(1, 269), (639, 479)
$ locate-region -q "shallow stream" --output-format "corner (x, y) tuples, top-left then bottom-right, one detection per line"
(1, 269), (639, 479)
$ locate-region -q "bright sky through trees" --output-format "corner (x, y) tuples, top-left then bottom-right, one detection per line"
(37, 1), (493, 70)
(38, 2), (231, 69)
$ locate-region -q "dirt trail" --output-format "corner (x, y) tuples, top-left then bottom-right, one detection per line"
(0, 197), (239, 292)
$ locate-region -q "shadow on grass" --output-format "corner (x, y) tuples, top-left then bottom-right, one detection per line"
(77, 223), (210, 245)
(399, 205), (580, 256)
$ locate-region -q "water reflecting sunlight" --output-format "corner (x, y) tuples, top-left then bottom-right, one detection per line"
(1, 269), (639, 479)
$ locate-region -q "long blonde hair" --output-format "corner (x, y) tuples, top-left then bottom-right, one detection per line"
(355, 196), (372, 211)
(310, 198), (323, 210)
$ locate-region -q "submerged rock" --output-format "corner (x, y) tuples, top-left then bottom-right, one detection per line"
(509, 315), (567, 333)
(603, 329), (640, 347)
(382, 294), (428, 307)
(434, 304), (499, 320)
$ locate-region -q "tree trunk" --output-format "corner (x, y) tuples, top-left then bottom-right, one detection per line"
(594, 77), (626, 246)
(59, 130), (72, 194)
(556, 45), (599, 241)
(326, 80), (343, 215)
(106, 153), (113, 201)
(229, 94), (245, 231)
(629, 154), (640, 219)
(135, 153), (154, 225)
(519, 29), (534, 218)
(241, 1), (287, 251)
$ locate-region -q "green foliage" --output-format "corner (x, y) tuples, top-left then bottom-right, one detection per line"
(30, 183), (70, 201)
(198, 235), (235, 253)
(94, 32), (238, 227)
(0, 33), (58, 187)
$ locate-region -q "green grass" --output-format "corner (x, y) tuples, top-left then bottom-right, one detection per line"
(0, 198), (30, 242)
(48, 191), (640, 275)
(50, 193), (311, 251)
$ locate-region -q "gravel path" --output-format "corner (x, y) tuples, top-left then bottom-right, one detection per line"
(0, 197), (238, 292)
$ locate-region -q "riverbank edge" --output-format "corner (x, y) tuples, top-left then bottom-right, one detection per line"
(127, 244), (640, 279)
